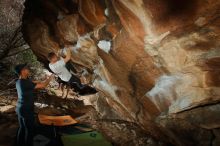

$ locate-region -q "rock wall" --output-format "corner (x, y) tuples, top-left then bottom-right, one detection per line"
(0, 0), (25, 59)
(22, 0), (220, 145)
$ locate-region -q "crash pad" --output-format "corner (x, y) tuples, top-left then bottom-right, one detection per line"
(61, 131), (112, 146)
(38, 114), (77, 126)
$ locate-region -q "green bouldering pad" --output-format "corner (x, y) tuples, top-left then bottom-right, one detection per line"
(61, 131), (112, 146)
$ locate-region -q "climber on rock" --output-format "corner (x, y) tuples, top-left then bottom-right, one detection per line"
(14, 63), (54, 146)
(47, 47), (97, 96)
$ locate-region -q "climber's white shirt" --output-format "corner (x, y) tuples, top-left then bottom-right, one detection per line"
(49, 58), (72, 82)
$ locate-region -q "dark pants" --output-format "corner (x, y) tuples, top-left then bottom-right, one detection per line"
(68, 75), (84, 90)
(17, 115), (35, 146)
(68, 75), (97, 95)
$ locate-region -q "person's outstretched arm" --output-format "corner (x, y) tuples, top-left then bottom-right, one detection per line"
(63, 47), (72, 63)
(34, 75), (54, 89)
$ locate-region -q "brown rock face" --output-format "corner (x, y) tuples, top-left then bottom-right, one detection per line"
(22, 0), (220, 145)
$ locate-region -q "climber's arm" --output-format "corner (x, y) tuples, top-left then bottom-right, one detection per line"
(63, 47), (71, 63)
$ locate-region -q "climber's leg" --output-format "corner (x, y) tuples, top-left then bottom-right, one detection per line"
(68, 75), (97, 95)
(65, 85), (70, 99)
(68, 75), (83, 87)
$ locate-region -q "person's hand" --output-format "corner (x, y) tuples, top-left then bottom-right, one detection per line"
(66, 47), (71, 53)
(48, 74), (55, 81)
(35, 74), (55, 89)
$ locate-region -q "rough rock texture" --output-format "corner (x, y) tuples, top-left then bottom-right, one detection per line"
(19, 0), (220, 145)
(0, 0), (25, 60)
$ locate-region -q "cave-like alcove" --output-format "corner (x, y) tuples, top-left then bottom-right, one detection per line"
(0, 0), (220, 146)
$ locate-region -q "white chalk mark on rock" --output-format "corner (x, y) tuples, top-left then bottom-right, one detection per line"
(97, 40), (111, 54)
(195, 17), (206, 27)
